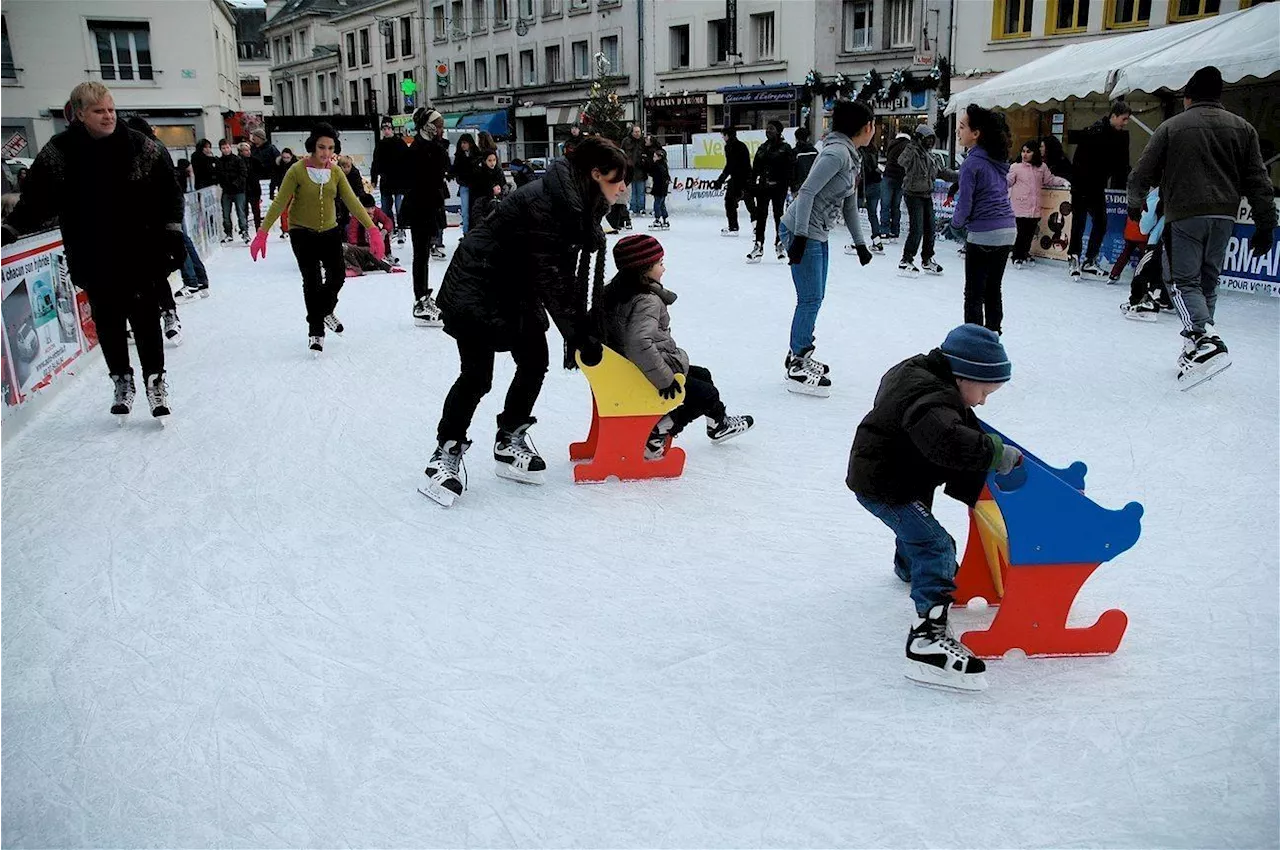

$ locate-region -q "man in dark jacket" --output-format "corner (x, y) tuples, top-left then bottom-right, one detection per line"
(712, 127), (756, 235)
(215, 138), (249, 242)
(621, 124), (649, 216)
(248, 127), (279, 210)
(370, 119), (411, 240)
(791, 126), (818, 195)
(860, 144), (885, 245)
(1127, 65), (1276, 383)
(848, 324), (1022, 691)
(1067, 100), (1132, 277)
(880, 130), (912, 239)
(124, 115), (187, 341)
(748, 120), (793, 261)
(3, 81), (184, 420)
(403, 108), (452, 326)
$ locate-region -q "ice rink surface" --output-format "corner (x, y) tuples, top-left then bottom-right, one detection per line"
(3, 214), (1277, 847)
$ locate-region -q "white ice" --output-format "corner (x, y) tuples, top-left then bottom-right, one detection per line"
(3, 215), (1277, 847)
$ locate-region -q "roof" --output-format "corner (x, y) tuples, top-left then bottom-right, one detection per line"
(233, 6), (267, 45)
(264, 0), (377, 31)
(947, 4), (1280, 113)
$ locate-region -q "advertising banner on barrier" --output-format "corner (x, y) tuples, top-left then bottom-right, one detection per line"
(185, 186), (223, 261)
(1, 232), (84, 415)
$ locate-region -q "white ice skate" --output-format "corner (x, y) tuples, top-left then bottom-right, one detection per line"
(707, 414), (754, 444)
(905, 604), (988, 692)
(110, 373), (135, 425)
(1177, 334), (1232, 390)
(144, 372), (170, 425)
(494, 422), (546, 484)
(1120, 297), (1159, 323)
(420, 440), (469, 507)
(413, 296), (443, 327)
(785, 353), (832, 398)
(309, 335), (324, 357)
(162, 310), (183, 346)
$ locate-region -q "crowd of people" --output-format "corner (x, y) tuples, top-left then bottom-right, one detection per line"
(0, 64), (1273, 690)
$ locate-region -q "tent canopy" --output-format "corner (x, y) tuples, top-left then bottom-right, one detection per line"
(946, 4), (1280, 115)
(457, 110), (509, 136)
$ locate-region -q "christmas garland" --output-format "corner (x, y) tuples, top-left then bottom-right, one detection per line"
(801, 58), (951, 109)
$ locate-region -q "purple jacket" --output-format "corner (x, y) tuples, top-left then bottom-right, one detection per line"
(953, 147), (1015, 233)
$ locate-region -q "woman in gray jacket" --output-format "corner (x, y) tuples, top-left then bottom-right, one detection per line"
(779, 101), (876, 397)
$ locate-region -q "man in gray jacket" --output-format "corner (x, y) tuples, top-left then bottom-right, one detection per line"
(1128, 65), (1275, 386)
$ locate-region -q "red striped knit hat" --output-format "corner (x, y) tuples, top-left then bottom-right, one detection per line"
(612, 234), (665, 273)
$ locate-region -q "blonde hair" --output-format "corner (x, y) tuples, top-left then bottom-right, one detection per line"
(238, 141), (251, 153)
(336, 154), (353, 169)
(69, 82), (113, 116)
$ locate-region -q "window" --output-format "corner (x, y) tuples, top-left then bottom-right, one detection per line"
(387, 72), (399, 112)
(298, 29), (308, 55)
(285, 79), (294, 113)
(454, 60), (468, 91)
(571, 0), (590, 10)
(1047, 0), (1090, 33)
(401, 17), (413, 55)
(544, 44), (561, 83)
(474, 57), (488, 89)
(330, 72), (338, 107)
(1105, 0), (1151, 27)
(362, 77), (374, 113)
(350, 80), (359, 112)
(887, 0), (913, 46)
(345, 32), (356, 67)
(240, 77), (261, 97)
(543, 0), (563, 16)
(277, 83), (285, 112)
(89, 21), (153, 81)
(472, 0), (487, 31)
(994, 0), (1035, 37)
(433, 5), (447, 40)
(284, 34), (293, 60)
(360, 28), (370, 64)
(263, 93), (273, 105)
(708, 18), (729, 65)
(669, 24), (690, 69)
(520, 48), (535, 84)
(384, 21), (396, 59)
(519, 0), (535, 18)
(317, 73), (327, 112)
(1169, 0), (1220, 20)
(2, 17), (16, 79)
(750, 13), (774, 61)
(571, 40), (590, 78)
(842, 1), (873, 51)
(451, 0), (464, 36)
(600, 35), (618, 74)
(300, 76), (309, 112)
(497, 53), (511, 86)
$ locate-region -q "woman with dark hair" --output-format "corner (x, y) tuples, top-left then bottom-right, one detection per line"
(250, 123), (378, 354)
(271, 147), (296, 238)
(420, 136), (630, 506)
(1039, 134), (1073, 182)
(1007, 139), (1069, 268)
(452, 133), (478, 233)
(953, 104), (1016, 333)
(404, 108), (451, 327)
(476, 130), (498, 154)
(191, 139), (217, 190)
(778, 100), (876, 397)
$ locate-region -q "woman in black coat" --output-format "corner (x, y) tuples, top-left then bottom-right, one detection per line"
(452, 133), (478, 234)
(420, 137), (629, 506)
(191, 139), (217, 190)
(466, 150), (507, 224)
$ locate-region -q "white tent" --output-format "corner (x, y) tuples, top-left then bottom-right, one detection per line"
(945, 4), (1280, 115)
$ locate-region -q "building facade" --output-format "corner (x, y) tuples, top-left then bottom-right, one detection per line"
(263, 0), (347, 117)
(1, 0), (242, 157)
(235, 6), (275, 120)
(331, 0), (426, 119)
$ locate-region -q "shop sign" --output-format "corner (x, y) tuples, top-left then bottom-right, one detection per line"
(723, 86), (798, 105)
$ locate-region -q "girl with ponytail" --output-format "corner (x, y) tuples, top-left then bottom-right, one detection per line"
(420, 136), (629, 506)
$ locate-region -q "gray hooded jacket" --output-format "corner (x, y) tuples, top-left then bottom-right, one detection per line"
(780, 132), (866, 245)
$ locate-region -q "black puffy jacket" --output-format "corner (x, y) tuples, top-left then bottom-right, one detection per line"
(791, 141), (818, 194)
(437, 157), (605, 350)
(1069, 117), (1130, 191)
(846, 350), (996, 508)
(716, 138), (753, 186)
(401, 133), (451, 225)
(371, 135), (411, 194)
(649, 158), (670, 197)
(192, 150), (217, 189)
(216, 152), (248, 194)
(752, 138), (794, 189)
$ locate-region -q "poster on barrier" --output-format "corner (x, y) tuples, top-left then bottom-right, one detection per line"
(1, 232), (84, 416)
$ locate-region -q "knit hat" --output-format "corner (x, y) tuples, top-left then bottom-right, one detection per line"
(915, 122), (936, 139)
(1185, 66), (1223, 101)
(940, 324), (1012, 384)
(613, 234), (664, 273)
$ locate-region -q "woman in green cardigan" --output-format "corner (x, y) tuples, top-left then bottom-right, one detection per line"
(251, 122), (377, 354)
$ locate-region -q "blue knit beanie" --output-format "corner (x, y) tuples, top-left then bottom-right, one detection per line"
(940, 324), (1011, 383)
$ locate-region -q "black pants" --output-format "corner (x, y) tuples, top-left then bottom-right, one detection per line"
(963, 243), (1011, 334)
(903, 195), (935, 263)
(288, 226), (345, 335)
(1068, 187), (1107, 260)
(410, 221), (433, 300)
(668, 365), (727, 435)
(247, 190), (263, 231)
(89, 286), (164, 377)
(1012, 217), (1040, 262)
(753, 186), (787, 244)
(724, 185), (757, 232)
(437, 325), (549, 444)
(1131, 245), (1163, 305)
(153, 273), (176, 312)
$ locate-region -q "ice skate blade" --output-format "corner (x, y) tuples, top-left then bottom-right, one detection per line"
(786, 380), (831, 398)
(745, 256), (762, 264)
(114, 413), (128, 426)
(154, 414), (168, 427)
(1177, 357), (1232, 391)
(418, 478), (459, 507)
(897, 270), (920, 279)
(905, 659), (988, 692)
(494, 462), (545, 485)
(709, 424), (754, 444)
(414, 317), (444, 327)
(1121, 306), (1158, 323)
(165, 333), (184, 346)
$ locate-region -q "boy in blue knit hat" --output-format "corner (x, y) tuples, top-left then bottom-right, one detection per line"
(846, 324), (1022, 691)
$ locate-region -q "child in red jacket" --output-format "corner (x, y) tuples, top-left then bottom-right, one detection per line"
(343, 193), (399, 275)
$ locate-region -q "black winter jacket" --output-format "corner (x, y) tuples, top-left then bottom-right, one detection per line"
(192, 150), (217, 189)
(860, 147), (882, 186)
(622, 135), (649, 180)
(402, 134), (451, 224)
(467, 162), (508, 222)
(753, 138), (794, 189)
(270, 156), (295, 196)
(452, 148), (477, 184)
(1069, 117), (1130, 191)
(847, 350), (996, 507)
(248, 142), (279, 197)
(437, 157), (605, 350)
(883, 134), (911, 181)
(791, 141), (818, 194)
(216, 152), (248, 194)
(716, 138), (753, 186)
(7, 123), (183, 291)
(649, 158), (671, 197)
(371, 135), (411, 194)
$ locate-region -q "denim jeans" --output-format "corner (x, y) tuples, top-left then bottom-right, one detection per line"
(864, 181), (883, 241)
(781, 223), (829, 356)
(630, 178), (647, 213)
(179, 229), (208, 290)
(380, 189), (405, 231)
(856, 493), (958, 616)
(880, 176), (903, 238)
(653, 195), (668, 219)
(902, 195), (936, 263)
(459, 186), (471, 234)
(221, 191), (247, 238)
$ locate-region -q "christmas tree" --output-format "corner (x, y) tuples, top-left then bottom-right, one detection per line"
(579, 52), (626, 142)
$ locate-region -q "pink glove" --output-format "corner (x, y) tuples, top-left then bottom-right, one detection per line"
(249, 230), (268, 261)
(369, 231), (386, 261)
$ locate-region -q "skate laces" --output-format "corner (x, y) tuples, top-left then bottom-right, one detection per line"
(500, 425), (539, 462)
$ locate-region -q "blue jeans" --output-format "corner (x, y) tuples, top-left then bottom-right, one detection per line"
(221, 191), (247, 238)
(380, 189), (404, 231)
(653, 195), (668, 219)
(856, 494), (958, 615)
(781, 223), (829, 356)
(864, 181), (883, 242)
(459, 186), (471, 234)
(180, 229), (208, 290)
(880, 176), (903, 238)
(630, 178), (647, 213)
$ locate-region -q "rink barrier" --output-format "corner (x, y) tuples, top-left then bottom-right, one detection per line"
(953, 421), (1143, 658)
(569, 346), (686, 483)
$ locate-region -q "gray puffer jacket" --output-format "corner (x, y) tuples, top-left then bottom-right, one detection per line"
(898, 133), (958, 197)
(601, 274), (689, 389)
